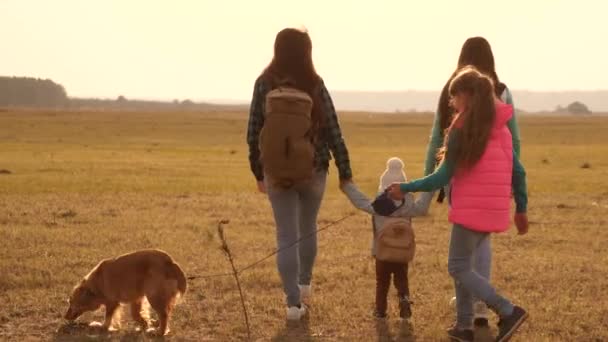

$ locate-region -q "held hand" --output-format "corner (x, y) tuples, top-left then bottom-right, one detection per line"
(387, 183), (405, 201)
(257, 181), (266, 194)
(514, 212), (529, 235)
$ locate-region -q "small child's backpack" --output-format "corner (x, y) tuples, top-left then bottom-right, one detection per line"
(259, 86), (315, 188)
(376, 217), (416, 263)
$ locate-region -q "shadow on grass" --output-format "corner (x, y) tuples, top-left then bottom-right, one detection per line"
(473, 325), (494, 342)
(376, 319), (416, 342)
(271, 318), (312, 342)
(52, 322), (167, 342)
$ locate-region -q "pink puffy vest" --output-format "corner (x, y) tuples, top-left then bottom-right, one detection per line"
(448, 102), (514, 233)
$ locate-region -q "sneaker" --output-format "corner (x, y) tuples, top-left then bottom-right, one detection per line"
(474, 301), (490, 327)
(299, 284), (312, 304)
(373, 310), (387, 320)
(496, 306), (528, 342)
(399, 296), (412, 319)
(286, 304), (307, 321)
(446, 325), (474, 342)
(450, 298), (490, 328)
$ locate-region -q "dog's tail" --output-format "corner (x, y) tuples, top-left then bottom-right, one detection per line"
(167, 261), (188, 297)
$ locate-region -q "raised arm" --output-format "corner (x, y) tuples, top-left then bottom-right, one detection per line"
(393, 192), (434, 217)
(400, 131), (458, 193)
(340, 182), (375, 215)
(401, 160), (453, 193)
(342, 182), (433, 218)
(321, 81), (353, 181)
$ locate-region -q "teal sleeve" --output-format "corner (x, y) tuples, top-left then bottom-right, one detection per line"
(423, 110), (444, 176)
(512, 152), (528, 213)
(505, 88), (521, 159)
(402, 132), (457, 193)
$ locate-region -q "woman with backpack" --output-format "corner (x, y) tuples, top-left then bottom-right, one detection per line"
(424, 37), (522, 327)
(246, 28), (353, 321)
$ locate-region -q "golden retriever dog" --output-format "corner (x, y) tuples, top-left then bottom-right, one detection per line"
(64, 249), (187, 336)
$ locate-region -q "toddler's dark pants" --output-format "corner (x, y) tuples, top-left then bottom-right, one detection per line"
(375, 259), (409, 314)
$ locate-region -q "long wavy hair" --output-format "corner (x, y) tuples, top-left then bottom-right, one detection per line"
(440, 66), (496, 170)
(437, 37), (506, 133)
(261, 28), (324, 133)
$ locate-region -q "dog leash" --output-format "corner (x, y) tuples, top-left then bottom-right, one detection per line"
(187, 212), (356, 281)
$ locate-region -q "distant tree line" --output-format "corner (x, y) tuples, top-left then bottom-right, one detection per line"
(0, 76), (68, 107)
(0, 75), (595, 114)
(68, 95), (246, 112)
(0, 76), (246, 111)
(555, 101), (592, 115)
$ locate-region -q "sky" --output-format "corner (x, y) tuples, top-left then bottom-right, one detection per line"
(1, 0), (606, 102)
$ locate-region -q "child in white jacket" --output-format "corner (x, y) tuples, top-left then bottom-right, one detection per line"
(341, 157), (433, 319)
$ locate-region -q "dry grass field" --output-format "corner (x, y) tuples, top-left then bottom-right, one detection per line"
(0, 109), (607, 341)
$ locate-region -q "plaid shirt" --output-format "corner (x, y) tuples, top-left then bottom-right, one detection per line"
(247, 77), (352, 181)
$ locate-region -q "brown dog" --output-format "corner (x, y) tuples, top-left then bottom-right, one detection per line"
(64, 249), (187, 335)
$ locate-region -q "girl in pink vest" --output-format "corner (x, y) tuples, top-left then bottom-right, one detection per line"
(388, 66), (529, 342)
(427, 38), (521, 329)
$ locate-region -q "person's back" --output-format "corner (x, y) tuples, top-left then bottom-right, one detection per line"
(423, 37), (524, 328)
(449, 101), (514, 232)
(246, 27), (353, 322)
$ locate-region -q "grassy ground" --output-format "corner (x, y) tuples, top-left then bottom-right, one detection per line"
(0, 110), (607, 341)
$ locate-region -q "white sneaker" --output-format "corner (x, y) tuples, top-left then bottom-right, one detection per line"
(449, 297), (490, 327)
(474, 300), (489, 317)
(286, 304), (307, 321)
(299, 284), (312, 304)
(473, 301), (490, 327)
(449, 296), (457, 308)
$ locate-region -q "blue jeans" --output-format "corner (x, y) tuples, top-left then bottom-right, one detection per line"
(266, 171), (327, 307)
(473, 237), (492, 284)
(447, 186), (492, 315)
(448, 224), (514, 328)
(472, 235), (491, 317)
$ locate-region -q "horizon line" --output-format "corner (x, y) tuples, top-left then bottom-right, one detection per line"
(66, 88), (608, 104)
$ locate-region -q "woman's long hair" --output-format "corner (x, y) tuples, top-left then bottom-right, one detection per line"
(441, 66), (496, 170)
(437, 37), (506, 133)
(261, 28), (324, 133)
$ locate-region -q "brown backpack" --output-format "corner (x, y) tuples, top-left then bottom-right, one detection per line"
(376, 217), (416, 263)
(259, 87), (315, 188)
